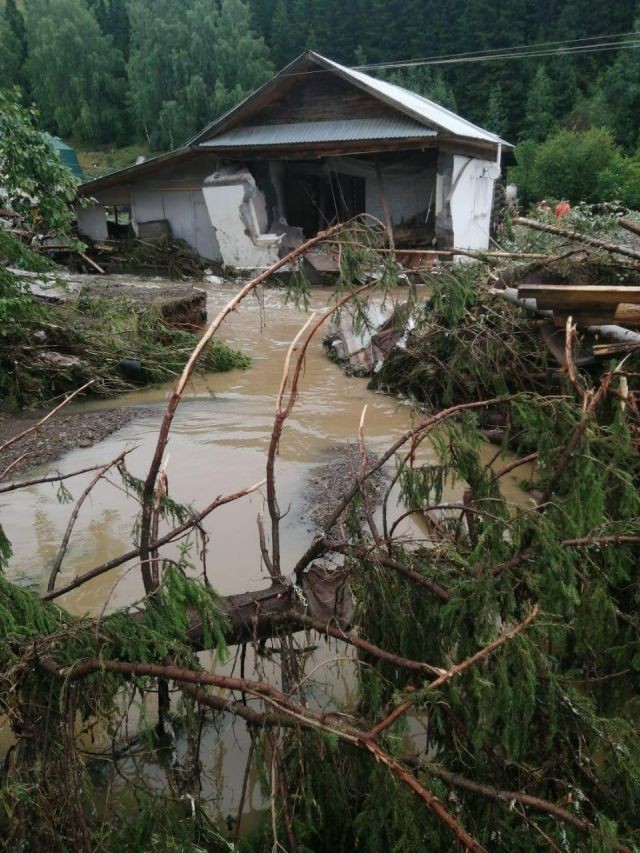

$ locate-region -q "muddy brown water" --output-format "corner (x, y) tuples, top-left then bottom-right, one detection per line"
(0, 279), (533, 830)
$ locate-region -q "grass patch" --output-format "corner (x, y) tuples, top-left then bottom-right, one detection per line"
(73, 142), (165, 180)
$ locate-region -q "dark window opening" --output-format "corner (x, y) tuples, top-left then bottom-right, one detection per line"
(284, 168), (366, 237)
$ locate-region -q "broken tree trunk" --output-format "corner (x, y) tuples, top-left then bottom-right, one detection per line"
(618, 217), (640, 239)
(513, 216), (640, 263)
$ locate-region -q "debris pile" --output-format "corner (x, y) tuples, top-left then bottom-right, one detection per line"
(86, 235), (217, 278)
(323, 211), (640, 419)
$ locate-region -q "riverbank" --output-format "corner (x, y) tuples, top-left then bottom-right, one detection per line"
(0, 406), (157, 479)
(0, 237), (250, 409)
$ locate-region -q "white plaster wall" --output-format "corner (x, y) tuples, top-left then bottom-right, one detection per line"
(449, 155), (497, 251)
(130, 188), (220, 261)
(76, 204), (108, 241)
(131, 189), (164, 225)
(202, 183), (281, 269)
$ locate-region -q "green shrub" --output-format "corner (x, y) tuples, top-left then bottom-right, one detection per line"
(510, 128), (628, 206)
(597, 152), (640, 208)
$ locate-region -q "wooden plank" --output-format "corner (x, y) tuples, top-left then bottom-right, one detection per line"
(615, 303), (640, 325)
(518, 285), (640, 308)
(551, 303), (640, 328)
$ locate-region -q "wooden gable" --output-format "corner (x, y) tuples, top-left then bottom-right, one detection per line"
(197, 57), (435, 144)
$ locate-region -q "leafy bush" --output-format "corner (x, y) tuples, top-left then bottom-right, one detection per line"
(510, 128), (631, 207)
(597, 153), (640, 209)
(0, 87), (77, 232)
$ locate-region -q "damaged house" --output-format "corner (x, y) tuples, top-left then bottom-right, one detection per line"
(77, 51), (511, 270)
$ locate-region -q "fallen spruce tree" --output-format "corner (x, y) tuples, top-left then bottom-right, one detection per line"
(1, 225), (640, 851)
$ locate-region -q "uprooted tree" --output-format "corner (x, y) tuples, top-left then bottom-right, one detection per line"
(1, 222), (640, 851)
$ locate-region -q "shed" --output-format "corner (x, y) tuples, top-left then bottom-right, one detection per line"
(44, 135), (83, 180)
(77, 51), (511, 268)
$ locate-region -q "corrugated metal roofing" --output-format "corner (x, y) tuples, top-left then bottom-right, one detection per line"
(316, 54), (507, 146)
(201, 117), (437, 148)
(190, 50), (510, 150)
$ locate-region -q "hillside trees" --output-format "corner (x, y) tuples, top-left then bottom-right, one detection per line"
(127, 0), (272, 150)
(87, 0), (131, 58)
(0, 15), (21, 87)
(387, 66), (458, 111)
(522, 65), (555, 141)
(23, 0), (128, 143)
(599, 25), (640, 152)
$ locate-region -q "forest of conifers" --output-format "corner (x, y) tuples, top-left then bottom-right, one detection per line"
(2, 0), (640, 204)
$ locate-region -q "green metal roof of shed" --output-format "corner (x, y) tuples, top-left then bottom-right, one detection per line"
(42, 134), (84, 179)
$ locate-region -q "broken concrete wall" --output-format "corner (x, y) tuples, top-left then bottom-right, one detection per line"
(202, 167), (286, 270)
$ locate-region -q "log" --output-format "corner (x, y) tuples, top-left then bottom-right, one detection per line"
(78, 251), (105, 274)
(618, 217), (640, 239)
(551, 304), (640, 328)
(513, 217), (640, 263)
(376, 247), (553, 260)
(614, 303), (640, 326)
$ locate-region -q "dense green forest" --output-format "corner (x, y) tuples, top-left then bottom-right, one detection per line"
(2, 0), (640, 201)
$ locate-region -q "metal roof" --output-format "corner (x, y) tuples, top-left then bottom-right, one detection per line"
(190, 50), (510, 150)
(200, 117), (437, 148)
(315, 54), (508, 147)
(42, 133), (84, 179)
(79, 50), (509, 196)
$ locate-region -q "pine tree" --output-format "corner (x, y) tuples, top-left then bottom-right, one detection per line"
(485, 83), (508, 137)
(268, 0), (293, 67)
(4, 0), (27, 62)
(387, 66), (457, 111)
(0, 15), (21, 88)
(599, 23), (640, 151)
(522, 64), (555, 141)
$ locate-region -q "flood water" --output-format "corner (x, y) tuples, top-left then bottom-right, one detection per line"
(0, 279), (533, 830)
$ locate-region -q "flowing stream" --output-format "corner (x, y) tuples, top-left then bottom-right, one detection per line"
(0, 279), (532, 831)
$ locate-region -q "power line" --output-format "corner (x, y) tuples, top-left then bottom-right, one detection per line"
(356, 30), (640, 69)
(279, 32), (639, 78)
(364, 38), (640, 70)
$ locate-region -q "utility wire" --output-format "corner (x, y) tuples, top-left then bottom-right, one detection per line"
(357, 30), (640, 69)
(370, 39), (640, 70)
(279, 33), (640, 77)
